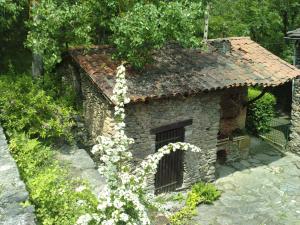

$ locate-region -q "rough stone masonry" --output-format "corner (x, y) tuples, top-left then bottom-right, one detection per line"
(0, 126), (36, 225)
(125, 93), (221, 191)
(289, 77), (300, 155)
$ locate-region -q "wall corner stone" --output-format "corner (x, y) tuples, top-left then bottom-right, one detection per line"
(288, 77), (300, 155)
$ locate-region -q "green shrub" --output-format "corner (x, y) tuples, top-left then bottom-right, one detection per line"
(40, 73), (77, 108)
(189, 182), (221, 205)
(246, 88), (276, 135)
(0, 73), (96, 224)
(0, 75), (75, 142)
(9, 134), (98, 225)
(9, 133), (53, 178)
(170, 182), (221, 225)
(169, 205), (197, 225)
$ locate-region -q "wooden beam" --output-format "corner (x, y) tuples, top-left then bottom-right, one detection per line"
(150, 119), (193, 134)
(243, 88), (270, 107)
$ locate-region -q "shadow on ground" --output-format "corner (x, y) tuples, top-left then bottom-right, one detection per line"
(216, 137), (285, 179)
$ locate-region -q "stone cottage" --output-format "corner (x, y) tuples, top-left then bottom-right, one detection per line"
(59, 37), (300, 193)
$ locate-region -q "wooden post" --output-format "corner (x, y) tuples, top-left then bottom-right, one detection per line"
(203, 2), (211, 46)
(30, 0), (44, 77)
(32, 54), (43, 78)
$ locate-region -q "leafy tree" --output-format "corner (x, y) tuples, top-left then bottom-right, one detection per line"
(270, 0), (300, 36)
(112, 2), (202, 68)
(0, 0), (29, 73)
(209, 0), (300, 60)
(3, 0), (300, 72)
(26, 0), (95, 71)
(0, 0), (24, 30)
(26, 0), (204, 70)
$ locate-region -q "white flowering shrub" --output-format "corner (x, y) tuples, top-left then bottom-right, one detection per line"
(77, 65), (201, 225)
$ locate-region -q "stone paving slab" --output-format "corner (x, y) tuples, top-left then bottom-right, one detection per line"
(0, 126), (36, 225)
(194, 138), (300, 225)
(55, 145), (106, 197)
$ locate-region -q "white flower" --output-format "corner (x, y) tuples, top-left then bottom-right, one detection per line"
(113, 199), (124, 209)
(76, 200), (86, 206)
(76, 214), (93, 225)
(75, 185), (86, 192)
(120, 213), (129, 222)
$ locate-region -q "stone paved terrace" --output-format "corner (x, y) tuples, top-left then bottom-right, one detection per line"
(0, 126), (36, 225)
(193, 137), (300, 225)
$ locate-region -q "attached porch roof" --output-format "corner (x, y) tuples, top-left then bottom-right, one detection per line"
(69, 37), (300, 103)
(286, 28), (300, 39)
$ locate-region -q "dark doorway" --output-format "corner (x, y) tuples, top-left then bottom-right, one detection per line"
(155, 127), (185, 194)
(271, 81), (293, 115)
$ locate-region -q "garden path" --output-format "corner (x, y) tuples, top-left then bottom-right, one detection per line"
(194, 138), (300, 225)
(55, 145), (106, 197)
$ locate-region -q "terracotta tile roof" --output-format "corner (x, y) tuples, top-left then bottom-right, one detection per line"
(69, 37), (300, 103)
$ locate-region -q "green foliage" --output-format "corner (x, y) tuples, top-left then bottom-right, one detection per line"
(169, 205), (197, 225)
(23, 0), (300, 71)
(170, 192), (185, 203)
(112, 1), (202, 68)
(209, 0), (300, 59)
(26, 0), (203, 70)
(111, 3), (164, 68)
(41, 73), (77, 108)
(0, 0), (25, 30)
(3, 0), (300, 73)
(26, 0), (94, 71)
(246, 88), (277, 135)
(9, 133), (98, 225)
(170, 182), (221, 225)
(0, 71), (97, 224)
(188, 182), (221, 205)
(9, 133), (53, 178)
(0, 0), (30, 73)
(0, 74), (75, 142)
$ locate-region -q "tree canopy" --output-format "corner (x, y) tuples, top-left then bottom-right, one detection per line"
(210, 0), (300, 60)
(26, 0), (204, 70)
(1, 0), (300, 73)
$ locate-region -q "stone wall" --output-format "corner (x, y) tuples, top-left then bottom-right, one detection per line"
(125, 93), (221, 190)
(80, 72), (116, 143)
(0, 126), (36, 225)
(57, 61), (116, 144)
(289, 77), (300, 154)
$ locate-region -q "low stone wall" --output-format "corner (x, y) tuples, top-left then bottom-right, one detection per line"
(0, 126), (36, 225)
